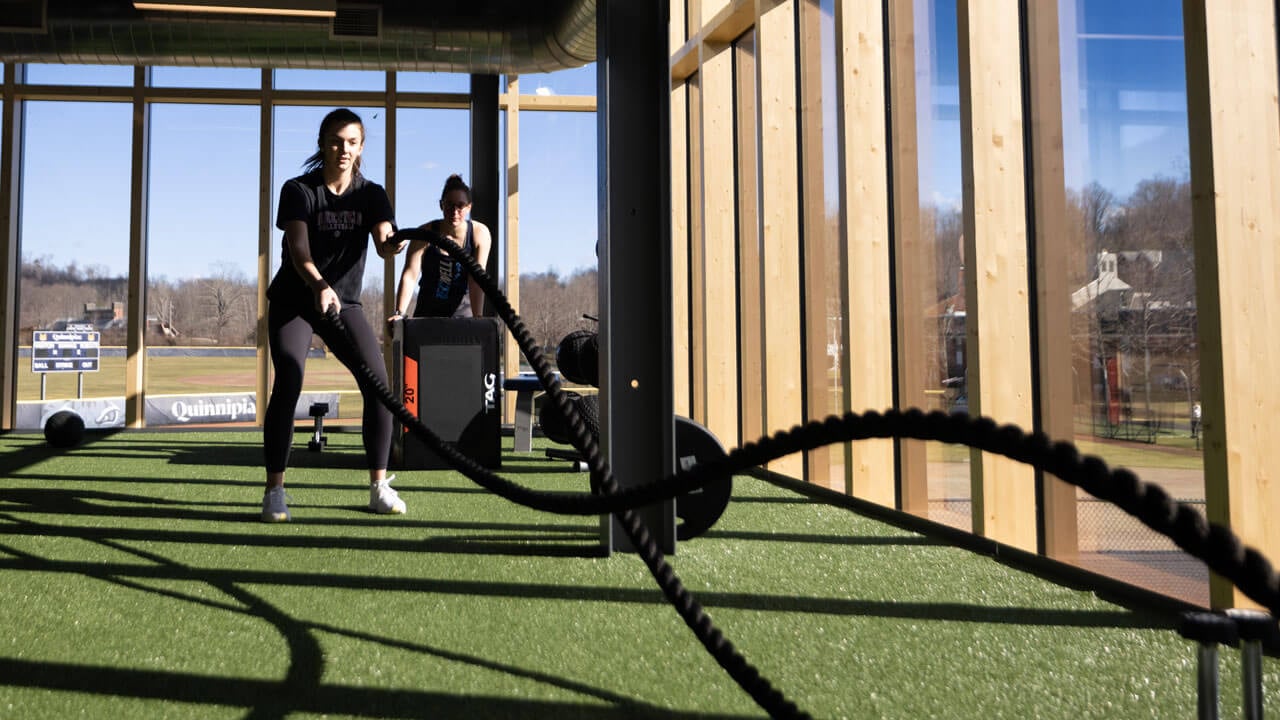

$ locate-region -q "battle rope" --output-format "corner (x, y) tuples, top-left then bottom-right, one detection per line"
(321, 227), (1280, 718)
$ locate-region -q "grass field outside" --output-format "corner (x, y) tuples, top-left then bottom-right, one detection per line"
(17, 350), (367, 419)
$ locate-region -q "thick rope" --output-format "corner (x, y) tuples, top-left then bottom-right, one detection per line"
(333, 228), (806, 718)
(321, 228), (1280, 718)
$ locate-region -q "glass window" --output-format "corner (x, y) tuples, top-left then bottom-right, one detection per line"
(510, 107), (598, 358)
(516, 63), (596, 97)
(16, 101), (132, 430)
(23, 64), (133, 86)
(816, 0), (844, 488)
(1059, 0), (1205, 605)
(271, 105), (387, 424)
(274, 69), (384, 92)
(145, 104), (260, 426)
(150, 66), (261, 89)
(396, 72), (471, 94)
(393, 107), (470, 317)
(912, 0), (971, 532)
(395, 108), (470, 230)
(518, 110), (597, 275)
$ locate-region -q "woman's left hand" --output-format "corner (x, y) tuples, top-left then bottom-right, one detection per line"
(379, 234), (409, 258)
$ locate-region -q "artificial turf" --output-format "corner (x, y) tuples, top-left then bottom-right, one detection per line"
(0, 429), (1276, 719)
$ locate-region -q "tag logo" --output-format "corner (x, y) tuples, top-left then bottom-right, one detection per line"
(483, 373), (497, 411)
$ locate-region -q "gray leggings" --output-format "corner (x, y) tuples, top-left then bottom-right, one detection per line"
(263, 302), (392, 473)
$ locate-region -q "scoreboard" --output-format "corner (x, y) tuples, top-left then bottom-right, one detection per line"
(32, 329), (100, 373)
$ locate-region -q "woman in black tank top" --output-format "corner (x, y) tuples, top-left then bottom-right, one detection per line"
(390, 174), (493, 321)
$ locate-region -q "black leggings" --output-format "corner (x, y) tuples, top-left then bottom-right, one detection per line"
(263, 302), (392, 474)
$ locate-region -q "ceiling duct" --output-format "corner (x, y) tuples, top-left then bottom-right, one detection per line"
(330, 3), (380, 40)
(0, 0), (46, 33)
(0, 0), (596, 75)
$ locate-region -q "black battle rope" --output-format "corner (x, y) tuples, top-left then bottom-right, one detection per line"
(322, 228), (1280, 718)
(331, 232), (805, 719)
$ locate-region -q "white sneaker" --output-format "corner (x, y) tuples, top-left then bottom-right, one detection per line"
(262, 487), (291, 522)
(369, 475), (406, 514)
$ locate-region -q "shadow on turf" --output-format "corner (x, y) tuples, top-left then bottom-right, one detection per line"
(0, 656), (745, 719)
(0, 539), (721, 720)
(0, 535), (1169, 630)
(704, 529), (946, 547)
(0, 429), (123, 476)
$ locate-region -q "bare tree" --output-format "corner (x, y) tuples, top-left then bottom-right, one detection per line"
(203, 263), (251, 345)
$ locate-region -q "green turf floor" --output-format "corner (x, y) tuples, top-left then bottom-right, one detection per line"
(0, 429), (1276, 719)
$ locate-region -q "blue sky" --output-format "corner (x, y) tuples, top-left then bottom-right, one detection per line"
(16, 63), (598, 283)
(918, 0), (1188, 210)
(12, 0), (1188, 282)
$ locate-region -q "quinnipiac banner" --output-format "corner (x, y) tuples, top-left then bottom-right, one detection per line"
(16, 392), (340, 430)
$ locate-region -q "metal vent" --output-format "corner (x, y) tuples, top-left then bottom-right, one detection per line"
(331, 3), (380, 40)
(0, 0), (45, 33)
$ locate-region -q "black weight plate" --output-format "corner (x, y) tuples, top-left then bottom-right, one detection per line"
(674, 415), (732, 540)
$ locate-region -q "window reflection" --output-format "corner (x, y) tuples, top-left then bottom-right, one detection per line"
(1059, 0), (1205, 605)
(914, 0), (971, 532)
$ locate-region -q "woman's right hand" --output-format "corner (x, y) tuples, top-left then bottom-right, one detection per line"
(315, 285), (341, 315)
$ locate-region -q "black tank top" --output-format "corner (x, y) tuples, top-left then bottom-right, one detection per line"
(414, 220), (475, 318)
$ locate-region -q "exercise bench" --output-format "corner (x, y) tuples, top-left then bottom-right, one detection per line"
(504, 372), (559, 452)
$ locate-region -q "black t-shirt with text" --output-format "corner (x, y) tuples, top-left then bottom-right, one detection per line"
(268, 170), (395, 308)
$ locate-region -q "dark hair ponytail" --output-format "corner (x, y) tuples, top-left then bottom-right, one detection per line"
(303, 108), (365, 175)
(440, 173), (472, 203)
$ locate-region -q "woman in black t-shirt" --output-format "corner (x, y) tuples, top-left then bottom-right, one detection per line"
(261, 108), (409, 523)
(389, 174), (493, 321)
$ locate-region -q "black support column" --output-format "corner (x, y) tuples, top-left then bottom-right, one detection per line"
(597, 0), (676, 553)
(470, 74), (501, 317)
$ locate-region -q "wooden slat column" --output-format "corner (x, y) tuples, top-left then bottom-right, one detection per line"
(0, 65), (20, 429)
(756, 0), (804, 480)
(503, 76), (520, 423)
(956, 0), (1036, 551)
(256, 69), (273, 424)
(1182, 0), (1280, 609)
(687, 72), (707, 424)
(1024, 0), (1078, 556)
(125, 67), (150, 429)
(885, 0), (929, 514)
(671, 79), (692, 417)
(698, 42), (740, 448)
(835, 0), (895, 505)
(734, 31), (764, 446)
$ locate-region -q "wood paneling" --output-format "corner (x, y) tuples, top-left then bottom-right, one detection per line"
(756, 0), (804, 479)
(1182, 0), (1280, 609)
(125, 67), (149, 429)
(956, 0), (1036, 551)
(835, 0), (895, 505)
(699, 44), (740, 448)
(1024, 0), (1078, 556)
(504, 75), (521, 423)
(0, 65), (20, 429)
(885, 0), (928, 514)
(672, 81), (691, 417)
(735, 32), (764, 445)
